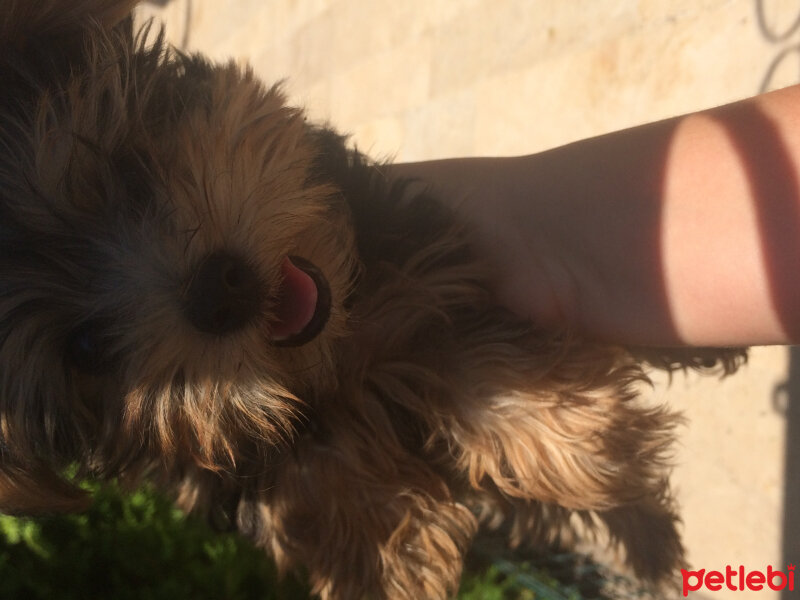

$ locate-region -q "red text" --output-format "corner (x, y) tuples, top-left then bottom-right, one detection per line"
(681, 564), (795, 596)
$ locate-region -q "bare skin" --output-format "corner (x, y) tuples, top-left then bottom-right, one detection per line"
(388, 84), (800, 347)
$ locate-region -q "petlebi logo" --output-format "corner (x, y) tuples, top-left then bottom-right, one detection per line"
(681, 564), (795, 596)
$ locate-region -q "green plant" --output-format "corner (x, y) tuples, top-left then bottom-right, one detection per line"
(0, 481), (307, 600)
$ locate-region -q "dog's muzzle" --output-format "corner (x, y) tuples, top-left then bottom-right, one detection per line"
(184, 251), (262, 336)
(184, 251), (331, 345)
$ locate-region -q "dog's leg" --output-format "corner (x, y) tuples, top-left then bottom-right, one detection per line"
(595, 494), (685, 579)
(236, 405), (477, 600)
(474, 490), (685, 582)
(434, 328), (684, 579)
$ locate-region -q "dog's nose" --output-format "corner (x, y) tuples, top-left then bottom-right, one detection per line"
(184, 251), (262, 335)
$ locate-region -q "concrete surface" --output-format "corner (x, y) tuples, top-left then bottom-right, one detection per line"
(135, 2), (800, 598)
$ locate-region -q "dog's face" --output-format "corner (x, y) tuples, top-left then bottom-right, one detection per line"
(0, 0), (356, 509)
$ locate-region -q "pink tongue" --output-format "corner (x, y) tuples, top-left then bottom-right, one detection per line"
(271, 257), (319, 340)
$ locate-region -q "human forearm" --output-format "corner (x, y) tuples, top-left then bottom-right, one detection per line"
(389, 84), (800, 346)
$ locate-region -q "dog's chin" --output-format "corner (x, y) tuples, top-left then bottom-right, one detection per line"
(271, 256), (332, 347)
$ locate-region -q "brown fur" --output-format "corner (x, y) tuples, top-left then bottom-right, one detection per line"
(0, 2), (746, 598)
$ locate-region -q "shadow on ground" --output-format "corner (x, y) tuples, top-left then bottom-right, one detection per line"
(778, 347), (800, 599)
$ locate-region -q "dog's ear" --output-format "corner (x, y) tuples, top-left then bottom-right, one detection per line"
(0, 460), (90, 515)
(0, 0), (138, 48)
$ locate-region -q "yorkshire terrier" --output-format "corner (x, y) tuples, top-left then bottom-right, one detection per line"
(0, 2), (746, 598)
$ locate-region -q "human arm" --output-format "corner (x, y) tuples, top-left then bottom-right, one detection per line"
(388, 84), (800, 347)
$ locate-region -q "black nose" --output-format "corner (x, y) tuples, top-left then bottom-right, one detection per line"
(184, 251), (262, 335)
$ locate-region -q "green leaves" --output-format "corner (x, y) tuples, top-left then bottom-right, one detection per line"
(0, 480), (307, 600)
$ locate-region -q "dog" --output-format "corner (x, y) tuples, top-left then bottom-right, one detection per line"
(0, 2), (746, 598)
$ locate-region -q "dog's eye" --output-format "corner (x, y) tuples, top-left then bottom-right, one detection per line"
(65, 323), (111, 373)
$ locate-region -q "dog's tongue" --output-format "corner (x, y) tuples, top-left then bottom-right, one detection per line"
(271, 257), (319, 341)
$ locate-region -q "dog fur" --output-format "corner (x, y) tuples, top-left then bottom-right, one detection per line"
(0, 2), (746, 598)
